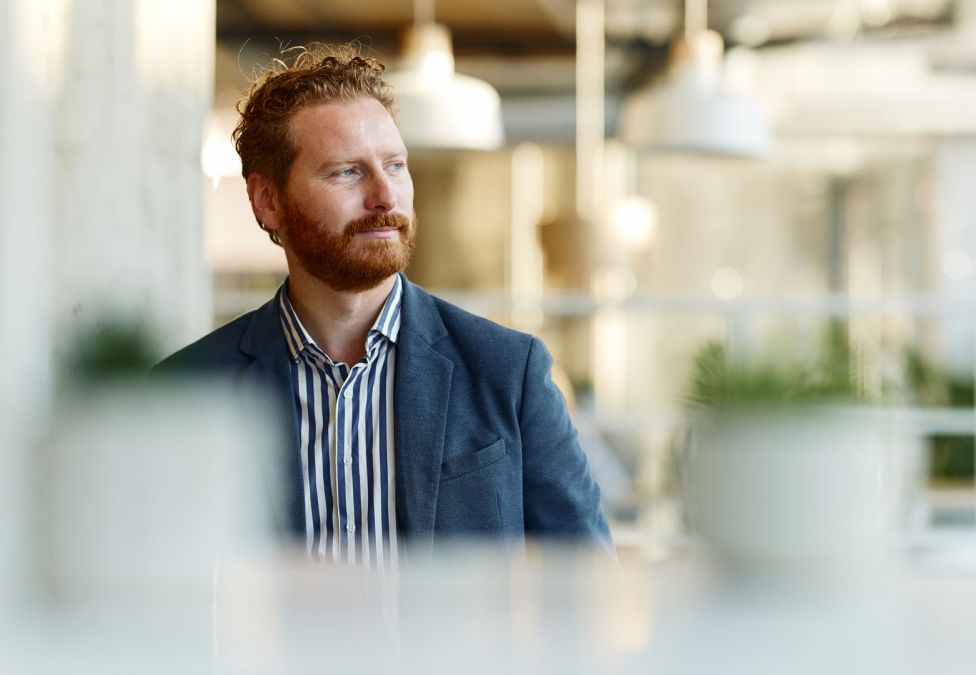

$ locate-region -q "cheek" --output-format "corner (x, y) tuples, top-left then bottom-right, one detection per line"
(308, 193), (355, 227)
(398, 183), (415, 207)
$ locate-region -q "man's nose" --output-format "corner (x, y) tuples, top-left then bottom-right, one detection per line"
(364, 172), (396, 212)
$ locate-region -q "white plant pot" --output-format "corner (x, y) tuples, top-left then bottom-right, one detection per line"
(686, 406), (921, 572)
(38, 379), (284, 596)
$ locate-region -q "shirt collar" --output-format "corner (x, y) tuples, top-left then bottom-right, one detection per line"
(368, 273), (403, 346)
(276, 275), (403, 365)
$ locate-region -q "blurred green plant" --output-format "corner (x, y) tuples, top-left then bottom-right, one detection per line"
(687, 327), (869, 409)
(687, 336), (975, 481)
(905, 349), (975, 482)
(905, 349), (975, 408)
(67, 319), (160, 383)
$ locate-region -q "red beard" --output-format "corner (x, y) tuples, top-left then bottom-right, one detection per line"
(281, 202), (417, 292)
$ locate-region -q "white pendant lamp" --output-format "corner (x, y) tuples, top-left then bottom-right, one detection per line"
(619, 0), (772, 157)
(384, 3), (504, 150)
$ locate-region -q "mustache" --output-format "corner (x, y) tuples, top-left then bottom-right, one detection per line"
(344, 212), (412, 235)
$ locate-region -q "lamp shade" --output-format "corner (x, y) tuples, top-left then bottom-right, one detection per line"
(619, 32), (772, 157)
(385, 24), (504, 150)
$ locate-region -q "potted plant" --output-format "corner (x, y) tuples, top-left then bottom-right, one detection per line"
(38, 318), (284, 597)
(683, 331), (920, 573)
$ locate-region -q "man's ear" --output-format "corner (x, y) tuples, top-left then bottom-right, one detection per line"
(246, 173), (285, 236)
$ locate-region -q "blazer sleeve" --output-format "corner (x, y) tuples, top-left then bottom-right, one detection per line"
(518, 337), (614, 552)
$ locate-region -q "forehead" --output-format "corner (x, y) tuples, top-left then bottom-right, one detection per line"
(288, 98), (405, 164)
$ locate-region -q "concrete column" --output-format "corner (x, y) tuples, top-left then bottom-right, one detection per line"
(0, 0), (215, 605)
(0, 0), (64, 605)
(55, 0), (214, 355)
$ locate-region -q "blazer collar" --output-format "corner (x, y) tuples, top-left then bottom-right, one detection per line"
(239, 295), (284, 360)
(395, 273), (447, 346)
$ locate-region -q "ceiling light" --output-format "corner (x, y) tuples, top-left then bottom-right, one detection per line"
(619, 0), (772, 157)
(729, 14), (771, 47)
(384, 22), (504, 150)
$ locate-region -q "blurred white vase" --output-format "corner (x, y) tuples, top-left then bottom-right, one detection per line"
(686, 407), (923, 572)
(37, 378), (284, 597)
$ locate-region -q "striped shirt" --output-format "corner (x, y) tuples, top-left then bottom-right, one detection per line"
(277, 275), (401, 567)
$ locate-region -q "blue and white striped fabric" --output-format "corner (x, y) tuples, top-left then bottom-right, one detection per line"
(277, 275), (401, 567)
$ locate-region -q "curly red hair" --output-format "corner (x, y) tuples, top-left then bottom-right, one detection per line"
(233, 44), (396, 245)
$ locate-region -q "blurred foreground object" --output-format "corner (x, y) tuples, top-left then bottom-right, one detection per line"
(7, 539), (975, 674)
(6, 359), (288, 672)
(38, 377), (285, 595)
(65, 319), (160, 383)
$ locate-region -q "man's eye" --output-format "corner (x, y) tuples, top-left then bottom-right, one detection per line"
(335, 167), (358, 177)
(388, 161), (406, 172)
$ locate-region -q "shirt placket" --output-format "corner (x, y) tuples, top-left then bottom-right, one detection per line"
(336, 358), (370, 563)
(300, 349), (331, 559)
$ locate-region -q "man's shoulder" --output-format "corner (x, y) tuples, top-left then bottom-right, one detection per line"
(419, 287), (536, 353)
(154, 307), (262, 373)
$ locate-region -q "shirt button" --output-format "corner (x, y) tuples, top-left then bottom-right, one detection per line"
(343, 456), (353, 466)
(346, 524), (356, 533)
(343, 388), (352, 399)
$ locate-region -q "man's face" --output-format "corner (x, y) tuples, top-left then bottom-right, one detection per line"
(277, 98), (416, 292)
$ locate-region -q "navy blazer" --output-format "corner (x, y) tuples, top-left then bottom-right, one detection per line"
(157, 274), (612, 553)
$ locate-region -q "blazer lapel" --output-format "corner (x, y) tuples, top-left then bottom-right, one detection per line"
(394, 276), (453, 548)
(238, 298), (304, 538)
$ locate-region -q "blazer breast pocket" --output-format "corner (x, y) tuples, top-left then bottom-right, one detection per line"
(440, 438), (507, 480)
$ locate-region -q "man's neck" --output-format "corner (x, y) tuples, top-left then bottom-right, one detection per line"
(286, 264), (396, 365)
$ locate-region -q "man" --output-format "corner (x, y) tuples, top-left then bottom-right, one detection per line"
(158, 46), (611, 565)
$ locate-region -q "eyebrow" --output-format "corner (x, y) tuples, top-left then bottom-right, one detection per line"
(316, 153), (407, 171)
(315, 160), (356, 173)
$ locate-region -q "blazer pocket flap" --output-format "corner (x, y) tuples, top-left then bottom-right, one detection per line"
(441, 438), (507, 479)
